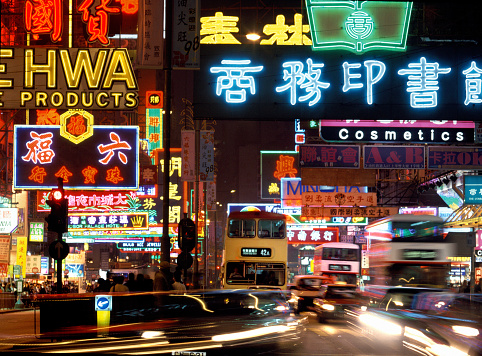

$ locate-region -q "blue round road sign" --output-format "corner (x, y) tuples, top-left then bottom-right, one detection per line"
(95, 295), (112, 311)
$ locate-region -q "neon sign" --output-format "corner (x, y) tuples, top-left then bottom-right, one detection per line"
(260, 151), (299, 200)
(14, 125), (139, 190)
(306, 1), (412, 53)
(68, 212), (149, 231)
(0, 48), (138, 110)
(196, 44), (482, 121)
(24, 0), (63, 42)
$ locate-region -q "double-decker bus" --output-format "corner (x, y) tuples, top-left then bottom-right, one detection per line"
(221, 211), (288, 289)
(365, 214), (455, 287)
(313, 242), (360, 285)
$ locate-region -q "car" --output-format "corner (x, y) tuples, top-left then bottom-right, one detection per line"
(288, 275), (332, 314)
(312, 284), (367, 323)
(358, 291), (482, 356)
(372, 286), (447, 310)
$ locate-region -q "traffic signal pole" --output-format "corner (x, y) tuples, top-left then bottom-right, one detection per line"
(56, 178), (63, 294)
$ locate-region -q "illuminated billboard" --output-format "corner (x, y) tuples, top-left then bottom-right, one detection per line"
(0, 48), (138, 109)
(194, 45), (482, 121)
(14, 125), (139, 190)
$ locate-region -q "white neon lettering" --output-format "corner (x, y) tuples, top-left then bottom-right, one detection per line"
(463, 61), (482, 105)
(339, 128), (349, 139)
(210, 60), (263, 103)
(398, 57), (451, 108)
(457, 132), (464, 141)
(441, 131), (449, 141)
(342, 62), (362, 92)
(355, 130), (364, 140)
(365, 60), (386, 105)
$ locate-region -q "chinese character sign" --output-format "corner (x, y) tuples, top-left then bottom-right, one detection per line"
(302, 192), (377, 207)
(137, 0), (163, 67)
(286, 227), (339, 244)
(199, 130), (214, 181)
(173, 0), (200, 68)
(194, 45), (482, 121)
(68, 212), (149, 231)
(299, 145), (360, 168)
(14, 126), (139, 190)
(260, 151), (299, 200)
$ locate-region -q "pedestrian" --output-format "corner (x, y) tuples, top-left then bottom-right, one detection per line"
(153, 261), (172, 291)
(171, 270), (186, 291)
(125, 273), (136, 291)
(110, 275), (129, 292)
(475, 278), (482, 293)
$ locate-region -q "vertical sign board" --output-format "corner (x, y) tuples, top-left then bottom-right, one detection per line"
(181, 130), (196, 182)
(16, 236), (28, 279)
(137, 0), (164, 67)
(199, 130), (214, 181)
(0, 236), (10, 278)
(14, 126), (139, 190)
(29, 222), (45, 242)
(172, 0), (200, 69)
(260, 151), (299, 200)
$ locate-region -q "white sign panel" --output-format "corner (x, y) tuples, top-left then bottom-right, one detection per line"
(0, 236), (10, 262)
(181, 130), (196, 181)
(172, 0), (200, 69)
(0, 208), (18, 234)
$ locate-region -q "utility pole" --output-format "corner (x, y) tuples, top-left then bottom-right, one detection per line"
(161, 0), (173, 263)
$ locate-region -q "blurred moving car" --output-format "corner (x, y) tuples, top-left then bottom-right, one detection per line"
(369, 286), (447, 310)
(312, 284), (367, 323)
(358, 291), (482, 356)
(288, 275), (332, 314)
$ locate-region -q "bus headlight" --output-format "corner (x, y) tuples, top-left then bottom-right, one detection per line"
(322, 304), (335, 311)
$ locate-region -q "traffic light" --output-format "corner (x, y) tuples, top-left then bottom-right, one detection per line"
(45, 188), (68, 236)
(178, 217), (196, 252)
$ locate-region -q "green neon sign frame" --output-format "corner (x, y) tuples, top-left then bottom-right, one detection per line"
(306, 0), (412, 53)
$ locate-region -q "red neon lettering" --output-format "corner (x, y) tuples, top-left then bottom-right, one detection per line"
(97, 132), (131, 165)
(55, 166), (73, 183)
(82, 166), (98, 184)
(29, 166), (47, 183)
(22, 132), (55, 164)
(106, 166), (124, 184)
(78, 0), (121, 45)
(273, 155), (297, 180)
(36, 109), (60, 125)
(67, 115), (87, 135)
(24, 0), (63, 42)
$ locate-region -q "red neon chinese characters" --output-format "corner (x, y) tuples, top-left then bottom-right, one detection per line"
(120, 0), (138, 14)
(273, 155), (297, 179)
(97, 132), (131, 165)
(106, 167), (124, 184)
(67, 115), (87, 135)
(29, 166), (47, 183)
(24, 0), (63, 42)
(36, 109), (60, 125)
(55, 166), (73, 183)
(78, 0), (120, 45)
(82, 166), (98, 184)
(22, 132), (55, 164)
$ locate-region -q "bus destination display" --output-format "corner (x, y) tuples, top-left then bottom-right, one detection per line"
(241, 248), (272, 257)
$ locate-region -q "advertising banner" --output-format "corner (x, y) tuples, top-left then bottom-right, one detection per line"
(302, 192), (377, 207)
(29, 222), (45, 242)
(172, 0), (200, 69)
(194, 45), (482, 121)
(464, 176), (482, 204)
(287, 227), (339, 244)
(260, 151), (299, 200)
(199, 130), (214, 181)
(363, 145), (425, 169)
(319, 120), (473, 144)
(0, 236), (10, 262)
(302, 206), (398, 219)
(428, 147), (482, 169)
(0, 48), (138, 109)
(299, 145), (360, 168)
(16, 236), (27, 279)
(68, 212), (149, 231)
(0, 208), (19, 234)
(14, 125), (139, 190)
(181, 131), (196, 182)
